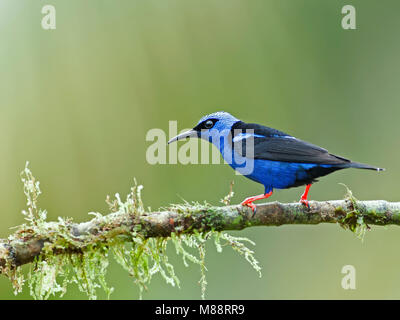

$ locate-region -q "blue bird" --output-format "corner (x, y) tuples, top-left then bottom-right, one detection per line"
(168, 112), (384, 212)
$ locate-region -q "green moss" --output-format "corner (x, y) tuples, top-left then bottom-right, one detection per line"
(5, 164), (261, 300)
(232, 215), (244, 226)
(337, 184), (368, 240)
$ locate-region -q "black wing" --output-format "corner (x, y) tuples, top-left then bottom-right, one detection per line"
(231, 121), (350, 165)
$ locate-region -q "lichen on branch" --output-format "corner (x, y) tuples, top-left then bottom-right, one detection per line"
(0, 163), (261, 300)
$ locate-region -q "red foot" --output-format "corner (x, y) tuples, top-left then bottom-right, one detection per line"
(299, 184), (312, 208)
(241, 191), (273, 213)
(300, 199), (309, 208)
(241, 200), (257, 212)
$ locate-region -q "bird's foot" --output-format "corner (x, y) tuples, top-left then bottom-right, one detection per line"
(241, 198), (257, 215)
(240, 191), (273, 217)
(299, 184), (311, 209)
(300, 199), (310, 208)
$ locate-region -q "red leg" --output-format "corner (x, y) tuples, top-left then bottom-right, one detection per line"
(241, 191), (273, 212)
(300, 184), (312, 208)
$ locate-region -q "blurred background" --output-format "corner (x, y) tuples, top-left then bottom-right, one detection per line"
(0, 0), (399, 299)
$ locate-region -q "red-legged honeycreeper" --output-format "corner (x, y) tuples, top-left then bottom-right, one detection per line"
(168, 111), (384, 212)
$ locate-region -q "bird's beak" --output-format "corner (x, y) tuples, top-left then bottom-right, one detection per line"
(168, 129), (198, 144)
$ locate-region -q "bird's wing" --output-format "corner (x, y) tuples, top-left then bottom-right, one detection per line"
(231, 122), (350, 165)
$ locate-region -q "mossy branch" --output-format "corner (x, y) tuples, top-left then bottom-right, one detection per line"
(2, 198), (399, 269)
(0, 164), (397, 299)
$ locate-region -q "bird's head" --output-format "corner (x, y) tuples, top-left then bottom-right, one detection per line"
(168, 111), (240, 144)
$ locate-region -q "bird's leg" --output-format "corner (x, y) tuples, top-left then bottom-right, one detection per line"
(299, 184), (312, 208)
(241, 191), (273, 214)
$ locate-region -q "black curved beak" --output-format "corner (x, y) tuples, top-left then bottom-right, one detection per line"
(167, 129), (198, 144)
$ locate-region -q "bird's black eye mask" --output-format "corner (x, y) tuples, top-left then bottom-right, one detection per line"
(193, 118), (219, 131)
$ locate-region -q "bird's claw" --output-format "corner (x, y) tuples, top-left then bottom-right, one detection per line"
(251, 206), (257, 217)
(300, 199), (310, 208)
(241, 191), (273, 218)
(241, 201), (257, 217)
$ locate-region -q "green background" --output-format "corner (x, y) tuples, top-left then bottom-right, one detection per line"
(0, 0), (399, 299)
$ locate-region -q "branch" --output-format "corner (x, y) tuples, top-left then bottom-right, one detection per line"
(1, 198), (399, 271)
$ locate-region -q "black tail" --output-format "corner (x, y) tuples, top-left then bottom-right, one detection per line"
(348, 161), (385, 171)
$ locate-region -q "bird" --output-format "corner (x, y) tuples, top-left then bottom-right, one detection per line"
(168, 111), (384, 212)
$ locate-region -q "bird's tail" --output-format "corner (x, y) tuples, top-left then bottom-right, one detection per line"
(347, 161), (385, 171)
